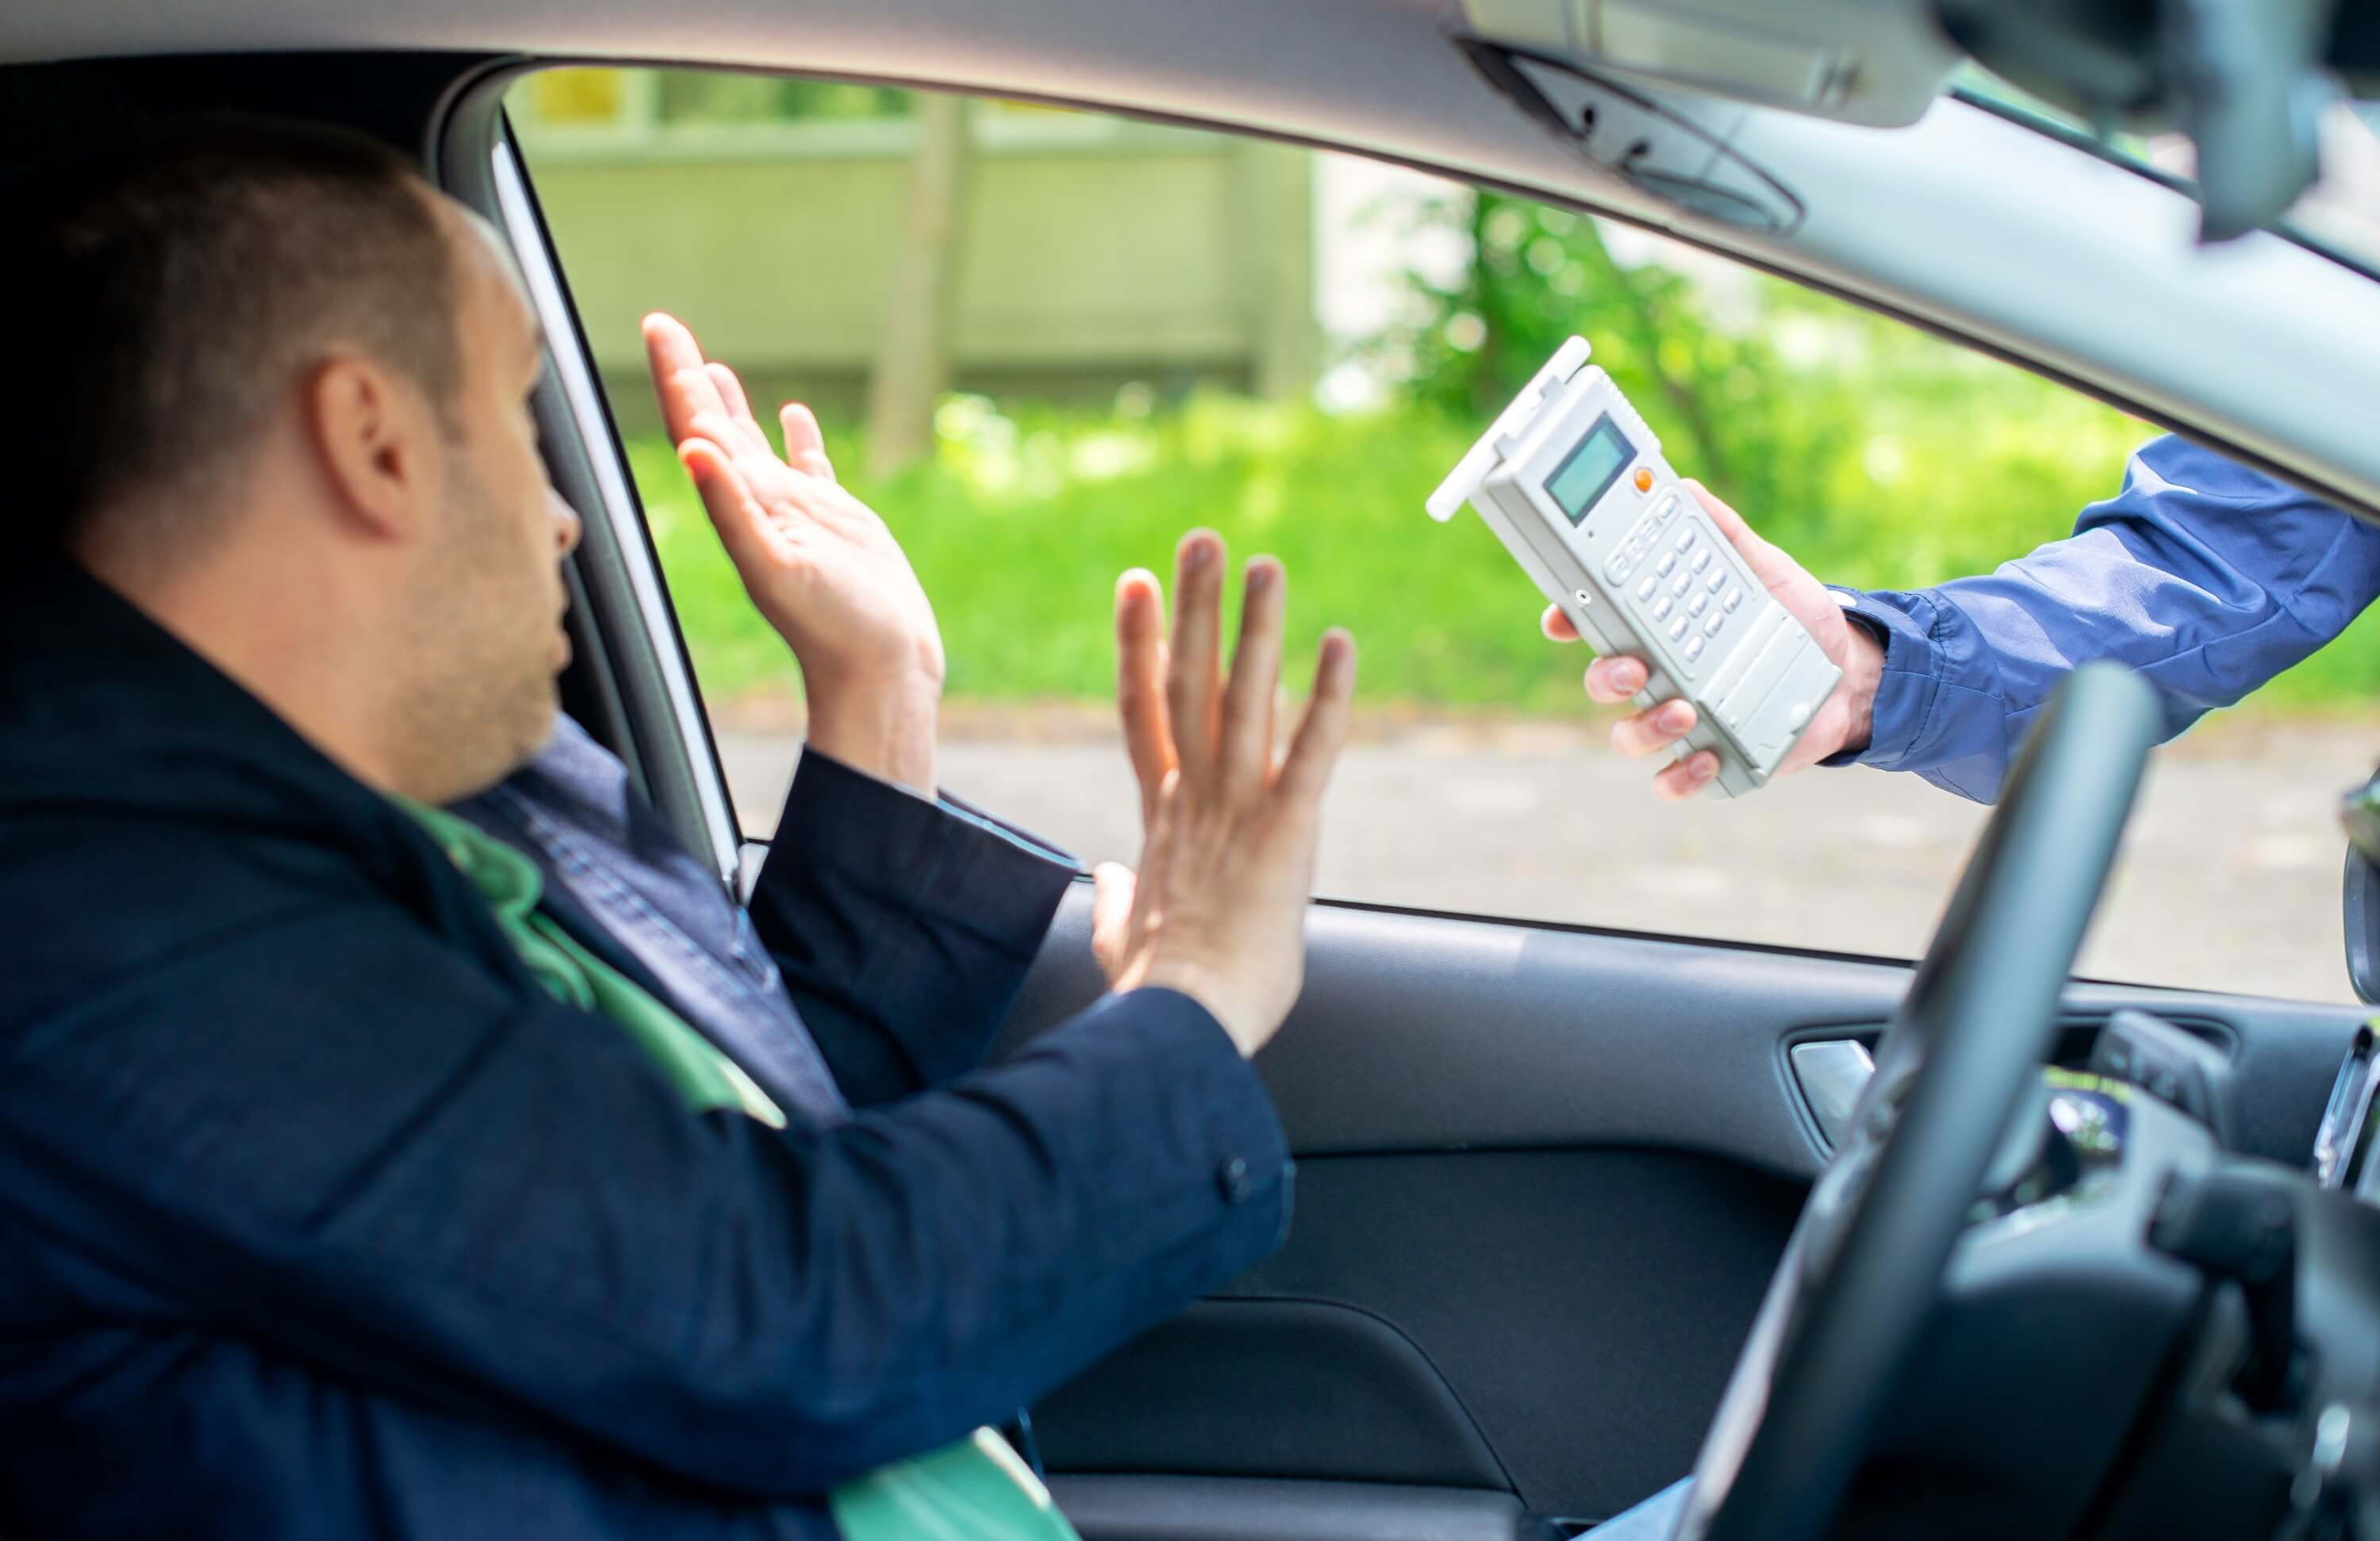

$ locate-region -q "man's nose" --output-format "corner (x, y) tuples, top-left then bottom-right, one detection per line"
(549, 489), (584, 558)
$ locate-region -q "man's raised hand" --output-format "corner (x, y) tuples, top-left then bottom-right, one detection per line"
(1091, 533), (1355, 1058)
(643, 311), (942, 794)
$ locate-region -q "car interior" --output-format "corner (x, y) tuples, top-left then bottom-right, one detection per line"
(9, 2), (2380, 1537)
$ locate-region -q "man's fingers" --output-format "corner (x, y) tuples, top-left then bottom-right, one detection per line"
(1165, 530), (1226, 782)
(704, 362), (769, 454)
(1219, 558), (1287, 790)
(678, 439), (783, 571)
(1611, 697), (1696, 759)
(779, 402), (839, 483)
(1115, 567), (1176, 822)
(642, 313), (734, 448)
(1135, 769), (1181, 925)
(1584, 655), (1649, 705)
(1653, 751), (1722, 800)
(1541, 605), (1583, 643)
(1090, 861), (1138, 979)
(1279, 628), (1357, 805)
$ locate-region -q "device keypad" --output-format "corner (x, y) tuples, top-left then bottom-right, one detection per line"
(1601, 492), (1687, 583)
(1585, 488), (1752, 683)
(1625, 512), (1754, 679)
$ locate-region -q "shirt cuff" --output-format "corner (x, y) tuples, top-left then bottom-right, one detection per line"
(780, 743), (1073, 880)
(1821, 586), (1946, 771)
(766, 747), (1078, 977)
(937, 791), (1078, 870)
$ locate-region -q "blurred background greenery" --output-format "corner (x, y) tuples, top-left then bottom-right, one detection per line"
(521, 74), (2380, 721)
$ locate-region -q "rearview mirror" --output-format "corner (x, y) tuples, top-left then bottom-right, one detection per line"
(1940, 0), (2343, 241)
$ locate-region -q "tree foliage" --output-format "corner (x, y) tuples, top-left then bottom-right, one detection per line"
(1383, 190), (1852, 540)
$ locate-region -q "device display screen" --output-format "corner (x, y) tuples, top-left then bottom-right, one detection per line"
(1543, 414), (1637, 525)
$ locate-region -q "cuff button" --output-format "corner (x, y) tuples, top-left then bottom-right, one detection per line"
(1216, 1156), (1253, 1204)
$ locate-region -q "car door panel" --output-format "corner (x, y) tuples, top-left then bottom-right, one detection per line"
(1000, 885), (2370, 1524)
(1037, 1149), (1798, 1525)
(1034, 1300), (1511, 1489)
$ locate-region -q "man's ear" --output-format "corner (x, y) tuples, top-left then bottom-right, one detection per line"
(303, 355), (438, 543)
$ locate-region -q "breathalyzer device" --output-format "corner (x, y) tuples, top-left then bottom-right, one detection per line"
(1426, 337), (1841, 798)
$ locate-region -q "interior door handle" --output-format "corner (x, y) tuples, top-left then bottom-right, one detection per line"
(1790, 1040), (1875, 1150)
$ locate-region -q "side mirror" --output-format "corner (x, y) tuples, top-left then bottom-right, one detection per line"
(2344, 844), (2380, 1005)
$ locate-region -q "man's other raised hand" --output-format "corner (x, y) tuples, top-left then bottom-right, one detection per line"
(1092, 533), (1356, 1058)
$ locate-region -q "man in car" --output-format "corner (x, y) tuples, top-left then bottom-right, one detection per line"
(445, 307), (1179, 1136)
(0, 115), (1355, 1539)
(1553, 436), (2380, 802)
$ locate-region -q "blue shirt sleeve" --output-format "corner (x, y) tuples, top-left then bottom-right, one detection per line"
(1829, 435), (2380, 802)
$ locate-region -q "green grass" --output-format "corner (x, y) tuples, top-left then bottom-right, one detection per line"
(630, 393), (2380, 719)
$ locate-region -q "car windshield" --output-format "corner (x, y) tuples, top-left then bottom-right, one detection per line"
(1953, 66), (2380, 281)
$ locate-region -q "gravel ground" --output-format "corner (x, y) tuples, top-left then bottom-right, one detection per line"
(717, 712), (2380, 1006)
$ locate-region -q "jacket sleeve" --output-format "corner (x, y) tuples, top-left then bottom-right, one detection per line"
(1826, 435), (2380, 803)
(747, 748), (1079, 1105)
(1, 881), (1288, 1499)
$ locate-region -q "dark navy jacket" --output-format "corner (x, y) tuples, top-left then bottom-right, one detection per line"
(450, 711), (1069, 1127)
(0, 559), (1292, 1538)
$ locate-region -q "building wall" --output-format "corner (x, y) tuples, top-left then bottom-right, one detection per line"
(516, 113), (1317, 428)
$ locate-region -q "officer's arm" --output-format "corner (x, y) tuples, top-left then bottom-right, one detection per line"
(1833, 436), (2380, 803)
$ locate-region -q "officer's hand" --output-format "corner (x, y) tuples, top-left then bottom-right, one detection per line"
(1541, 480), (1881, 798)
(1091, 532), (1356, 1057)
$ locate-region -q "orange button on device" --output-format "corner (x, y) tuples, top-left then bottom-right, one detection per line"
(1633, 467), (1654, 493)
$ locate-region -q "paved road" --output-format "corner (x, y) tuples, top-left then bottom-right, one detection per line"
(719, 714), (2380, 1006)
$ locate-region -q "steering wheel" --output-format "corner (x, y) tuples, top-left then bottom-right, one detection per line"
(1672, 662), (2166, 1541)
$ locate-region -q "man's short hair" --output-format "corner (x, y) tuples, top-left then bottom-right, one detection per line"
(16, 114), (464, 549)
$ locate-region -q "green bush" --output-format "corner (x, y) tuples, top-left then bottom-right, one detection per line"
(631, 386), (2380, 721)
(632, 190), (2380, 721)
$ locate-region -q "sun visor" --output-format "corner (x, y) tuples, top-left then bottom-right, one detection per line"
(1469, 49), (1806, 235)
(1460, 0), (1959, 129)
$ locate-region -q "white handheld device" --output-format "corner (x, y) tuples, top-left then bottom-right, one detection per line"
(1427, 337), (1841, 798)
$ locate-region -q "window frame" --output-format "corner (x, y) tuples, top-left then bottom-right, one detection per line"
(438, 61), (747, 887)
